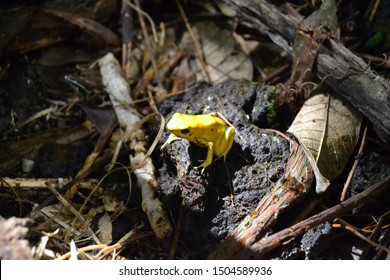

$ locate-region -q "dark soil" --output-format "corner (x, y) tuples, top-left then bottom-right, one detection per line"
(1, 0), (389, 260)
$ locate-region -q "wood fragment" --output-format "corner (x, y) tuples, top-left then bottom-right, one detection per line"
(40, 8), (121, 47)
(121, 0), (134, 80)
(333, 221), (390, 255)
(361, 216), (389, 259)
(235, 176), (390, 259)
(340, 124), (368, 201)
(75, 115), (118, 179)
(223, 0), (390, 141)
(0, 177), (71, 189)
(98, 53), (173, 240)
(208, 142), (314, 259)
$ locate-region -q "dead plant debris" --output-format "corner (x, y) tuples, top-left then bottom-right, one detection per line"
(0, 0), (389, 260)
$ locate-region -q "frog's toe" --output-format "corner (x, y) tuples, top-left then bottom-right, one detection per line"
(195, 161), (210, 173)
(194, 165), (205, 173)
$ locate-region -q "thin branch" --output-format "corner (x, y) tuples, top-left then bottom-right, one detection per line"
(340, 124), (368, 201)
(46, 184), (101, 244)
(223, 0), (390, 140)
(132, 0), (163, 89)
(233, 175), (390, 259)
(333, 222), (390, 255)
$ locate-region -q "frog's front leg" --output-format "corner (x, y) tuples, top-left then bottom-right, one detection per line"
(161, 133), (179, 150)
(196, 141), (214, 173)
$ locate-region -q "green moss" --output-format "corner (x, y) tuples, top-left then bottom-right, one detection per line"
(264, 85), (276, 101)
(365, 30), (385, 48)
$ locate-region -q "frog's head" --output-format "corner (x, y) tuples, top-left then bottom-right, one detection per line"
(166, 112), (196, 138)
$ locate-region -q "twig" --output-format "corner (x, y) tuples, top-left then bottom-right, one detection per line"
(39, 208), (82, 236)
(373, 231), (390, 259)
(58, 243), (121, 260)
(368, 0), (382, 23)
(333, 221), (390, 255)
(133, 0), (163, 89)
(361, 214), (390, 259)
(264, 63), (291, 84)
(133, 51), (184, 98)
(121, 0), (134, 80)
(340, 124), (368, 201)
(223, 0), (390, 140)
(123, 0), (158, 43)
(75, 115), (118, 179)
(208, 142), (314, 259)
(5, 106), (57, 136)
(98, 53), (173, 240)
(40, 8), (120, 47)
(46, 184), (101, 244)
(233, 176), (390, 259)
(168, 201), (185, 260)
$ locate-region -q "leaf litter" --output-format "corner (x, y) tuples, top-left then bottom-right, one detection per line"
(0, 0), (389, 260)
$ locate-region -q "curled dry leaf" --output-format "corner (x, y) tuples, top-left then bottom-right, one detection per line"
(97, 212), (113, 245)
(179, 21), (253, 83)
(287, 90), (362, 193)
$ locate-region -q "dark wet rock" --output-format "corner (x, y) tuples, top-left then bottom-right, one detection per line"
(157, 79), (290, 258)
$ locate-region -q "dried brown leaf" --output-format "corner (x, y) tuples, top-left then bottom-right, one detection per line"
(180, 21), (253, 83)
(97, 213), (112, 245)
(288, 90), (362, 192)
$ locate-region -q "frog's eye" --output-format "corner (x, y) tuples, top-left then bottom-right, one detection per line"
(181, 129), (190, 134)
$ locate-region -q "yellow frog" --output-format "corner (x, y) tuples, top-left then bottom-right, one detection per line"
(161, 112), (235, 172)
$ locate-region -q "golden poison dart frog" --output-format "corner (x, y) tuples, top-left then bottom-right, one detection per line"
(161, 112), (235, 172)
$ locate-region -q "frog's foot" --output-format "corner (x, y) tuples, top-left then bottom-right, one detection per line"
(195, 159), (212, 173)
(195, 142), (214, 173)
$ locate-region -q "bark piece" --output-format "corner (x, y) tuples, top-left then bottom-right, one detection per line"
(98, 53), (173, 240)
(223, 0), (390, 141)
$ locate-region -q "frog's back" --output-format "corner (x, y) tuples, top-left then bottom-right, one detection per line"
(191, 113), (225, 128)
(167, 113), (223, 129)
